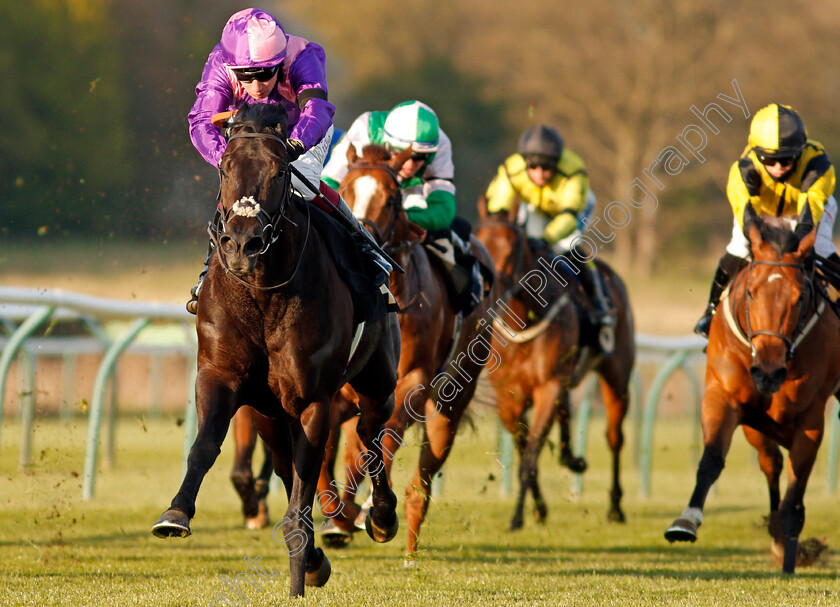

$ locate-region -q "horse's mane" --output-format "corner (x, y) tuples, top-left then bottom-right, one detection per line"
(231, 102), (289, 136)
(360, 144), (391, 163)
(748, 215), (802, 257)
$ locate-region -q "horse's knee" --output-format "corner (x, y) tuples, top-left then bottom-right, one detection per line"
(696, 448), (725, 483)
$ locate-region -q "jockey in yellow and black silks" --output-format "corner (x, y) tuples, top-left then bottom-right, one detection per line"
(694, 103), (839, 337)
(484, 125), (614, 351)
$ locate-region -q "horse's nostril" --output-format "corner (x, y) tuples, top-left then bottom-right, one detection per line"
(243, 237), (264, 257)
(771, 368), (788, 385)
(220, 235), (236, 255)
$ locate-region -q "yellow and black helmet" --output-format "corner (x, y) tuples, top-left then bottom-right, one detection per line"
(748, 103), (807, 158)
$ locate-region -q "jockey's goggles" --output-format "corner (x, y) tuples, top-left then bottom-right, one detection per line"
(757, 153), (796, 168)
(525, 158), (557, 172)
(408, 151), (431, 163)
(232, 65), (280, 83)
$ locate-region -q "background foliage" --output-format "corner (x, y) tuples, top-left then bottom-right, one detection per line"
(3, 0), (840, 275)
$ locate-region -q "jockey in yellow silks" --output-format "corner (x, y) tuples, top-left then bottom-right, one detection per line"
(485, 125), (613, 332)
(694, 103), (839, 337)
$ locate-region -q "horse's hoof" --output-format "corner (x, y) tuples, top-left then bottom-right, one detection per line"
(320, 519), (354, 548)
(304, 548), (331, 587)
(664, 518), (698, 543)
(244, 500), (270, 530)
(152, 509), (191, 538)
(608, 509), (626, 524)
(403, 556), (418, 568)
(561, 454), (588, 473)
(365, 509), (399, 543)
(509, 518), (524, 532)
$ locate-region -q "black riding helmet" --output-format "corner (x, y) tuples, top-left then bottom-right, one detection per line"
(518, 125), (564, 165)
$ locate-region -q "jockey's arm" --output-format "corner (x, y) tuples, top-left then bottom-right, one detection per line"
(321, 112), (373, 190)
(188, 48), (235, 167)
(542, 172), (589, 243)
(484, 164), (518, 213)
(404, 179), (457, 231)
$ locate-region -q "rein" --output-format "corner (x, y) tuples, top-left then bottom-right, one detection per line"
(212, 130), (311, 291)
(346, 160), (420, 254)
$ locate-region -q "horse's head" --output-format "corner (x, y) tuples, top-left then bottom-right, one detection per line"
(215, 102), (292, 277)
(338, 144), (411, 246)
(742, 208), (816, 394)
(476, 196), (531, 297)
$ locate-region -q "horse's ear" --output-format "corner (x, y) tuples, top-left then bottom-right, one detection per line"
(477, 194), (488, 219)
(796, 226), (817, 259)
(389, 146), (413, 172)
(346, 144), (359, 164)
(508, 195), (522, 224)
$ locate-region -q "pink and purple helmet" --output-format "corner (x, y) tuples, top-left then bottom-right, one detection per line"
(220, 8), (287, 69)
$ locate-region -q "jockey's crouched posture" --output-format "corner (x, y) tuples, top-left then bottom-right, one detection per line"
(485, 125), (615, 352)
(322, 100), (486, 315)
(185, 8), (391, 314)
(694, 103), (840, 337)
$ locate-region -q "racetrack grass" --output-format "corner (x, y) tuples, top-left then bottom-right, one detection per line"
(1, 410), (839, 606)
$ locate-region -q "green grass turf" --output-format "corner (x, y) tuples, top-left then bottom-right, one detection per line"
(1, 411), (839, 606)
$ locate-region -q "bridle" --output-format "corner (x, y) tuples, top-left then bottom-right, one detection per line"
(210, 130), (310, 291)
(345, 160), (418, 254)
(477, 216), (530, 304)
(739, 258), (815, 362)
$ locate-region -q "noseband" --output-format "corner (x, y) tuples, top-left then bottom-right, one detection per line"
(742, 259), (813, 362)
(346, 160), (407, 251)
(211, 130), (310, 290)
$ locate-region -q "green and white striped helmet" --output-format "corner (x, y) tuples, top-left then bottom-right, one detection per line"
(383, 100), (440, 153)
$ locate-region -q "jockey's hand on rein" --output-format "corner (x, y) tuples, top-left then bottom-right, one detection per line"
(287, 139), (306, 161)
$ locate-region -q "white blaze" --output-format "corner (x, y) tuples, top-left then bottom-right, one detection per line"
(351, 176), (379, 219)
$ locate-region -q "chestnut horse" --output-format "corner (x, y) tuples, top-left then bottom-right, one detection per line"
(229, 406), (273, 529)
(665, 210), (840, 573)
(316, 144), (496, 562)
(151, 103), (401, 598)
(476, 200), (636, 529)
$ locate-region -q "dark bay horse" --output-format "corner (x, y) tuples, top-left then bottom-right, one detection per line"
(151, 103), (401, 598)
(316, 143), (496, 562)
(476, 200), (635, 530)
(665, 210), (840, 573)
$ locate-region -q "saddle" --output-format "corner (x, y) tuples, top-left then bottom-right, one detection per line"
(424, 219), (493, 316)
(527, 238), (615, 353)
(303, 197), (396, 324)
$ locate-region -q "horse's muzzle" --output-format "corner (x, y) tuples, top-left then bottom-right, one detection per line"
(749, 365), (788, 395)
(219, 230), (264, 276)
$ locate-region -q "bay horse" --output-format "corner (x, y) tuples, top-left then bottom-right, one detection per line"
(665, 209), (840, 573)
(316, 143), (496, 562)
(476, 199), (636, 530)
(151, 102), (401, 598)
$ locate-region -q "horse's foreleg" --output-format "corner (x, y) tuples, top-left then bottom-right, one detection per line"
(776, 415), (824, 573)
(598, 373), (630, 523)
(153, 376), (236, 538)
(515, 381), (562, 530)
(742, 426), (782, 537)
(557, 392), (587, 473)
(404, 397), (465, 560)
(282, 401), (331, 598)
(230, 407), (262, 527)
(496, 391), (529, 531)
(665, 387), (739, 543)
(356, 392), (399, 543)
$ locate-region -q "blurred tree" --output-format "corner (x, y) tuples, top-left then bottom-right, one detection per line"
(0, 0), (131, 238)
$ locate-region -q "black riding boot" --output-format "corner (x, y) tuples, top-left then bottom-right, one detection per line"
(576, 262), (614, 353)
(186, 241), (214, 315)
(694, 252), (743, 338)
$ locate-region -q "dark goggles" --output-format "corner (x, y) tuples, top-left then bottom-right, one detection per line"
(232, 65), (280, 83)
(525, 157), (557, 171)
(757, 153), (797, 168)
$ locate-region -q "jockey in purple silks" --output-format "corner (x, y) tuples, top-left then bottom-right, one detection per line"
(185, 8), (390, 314)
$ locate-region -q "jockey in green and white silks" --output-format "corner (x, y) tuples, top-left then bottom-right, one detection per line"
(323, 100), (485, 314)
(322, 100), (456, 232)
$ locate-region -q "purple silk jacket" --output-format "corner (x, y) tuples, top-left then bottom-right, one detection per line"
(188, 35), (336, 167)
